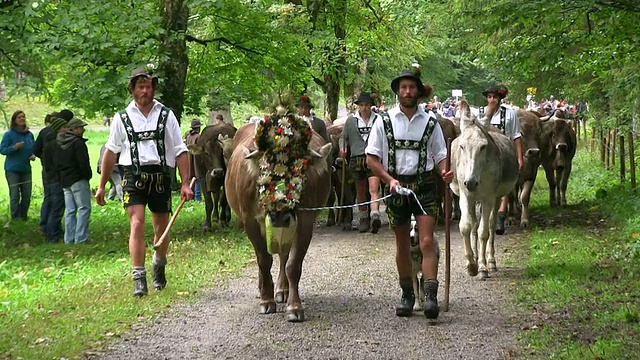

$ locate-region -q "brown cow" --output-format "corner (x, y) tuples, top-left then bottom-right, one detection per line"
(512, 109), (543, 227)
(225, 113), (332, 322)
(189, 123), (237, 231)
(540, 116), (577, 207)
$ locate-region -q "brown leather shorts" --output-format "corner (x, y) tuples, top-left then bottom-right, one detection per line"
(121, 165), (172, 214)
(384, 172), (439, 226)
(349, 155), (374, 181)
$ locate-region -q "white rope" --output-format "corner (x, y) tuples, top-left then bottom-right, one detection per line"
(298, 186), (428, 216)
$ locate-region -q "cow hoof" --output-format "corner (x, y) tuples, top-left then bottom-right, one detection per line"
(477, 270), (489, 280)
(275, 290), (289, 303)
(285, 308), (305, 322)
(467, 262), (479, 277)
(520, 221), (529, 229)
(489, 262), (498, 272)
(259, 301), (277, 314)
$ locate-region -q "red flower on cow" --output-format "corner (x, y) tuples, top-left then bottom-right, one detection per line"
(276, 127), (283, 135)
(268, 184), (275, 191)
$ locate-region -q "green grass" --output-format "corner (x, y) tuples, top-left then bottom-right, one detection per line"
(513, 141), (640, 359)
(0, 130), (253, 359)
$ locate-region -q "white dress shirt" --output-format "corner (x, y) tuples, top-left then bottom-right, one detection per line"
(105, 99), (188, 168)
(489, 106), (522, 141)
(365, 106), (447, 175)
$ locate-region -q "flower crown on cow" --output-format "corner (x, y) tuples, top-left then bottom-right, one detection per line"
(254, 110), (313, 214)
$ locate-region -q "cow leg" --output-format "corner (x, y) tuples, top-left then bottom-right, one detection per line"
(245, 223), (276, 314)
(544, 164), (558, 207)
(458, 195), (478, 276)
(326, 186), (336, 227)
(221, 187), (232, 227)
(284, 215), (315, 322)
(560, 164), (572, 207)
(203, 190), (214, 232)
(275, 251), (290, 303)
(519, 180), (534, 228)
(212, 185), (221, 223)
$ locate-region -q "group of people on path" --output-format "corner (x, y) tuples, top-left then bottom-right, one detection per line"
(2, 65), (523, 324)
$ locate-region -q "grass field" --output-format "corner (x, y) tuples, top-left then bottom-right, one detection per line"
(513, 141), (640, 359)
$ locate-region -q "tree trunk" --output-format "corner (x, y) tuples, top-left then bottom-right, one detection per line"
(323, 72), (340, 124)
(344, 59), (367, 115)
(157, 0), (189, 189)
(157, 0), (189, 125)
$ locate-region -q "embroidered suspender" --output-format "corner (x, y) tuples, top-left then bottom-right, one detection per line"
(119, 106), (169, 176)
(382, 112), (436, 177)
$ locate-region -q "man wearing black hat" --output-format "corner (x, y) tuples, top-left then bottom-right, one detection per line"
(185, 118), (202, 202)
(96, 66), (193, 297)
(33, 110), (73, 241)
(296, 95), (330, 143)
(365, 68), (453, 320)
(481, 84), (524, 235)
(339, 92), (383, 233)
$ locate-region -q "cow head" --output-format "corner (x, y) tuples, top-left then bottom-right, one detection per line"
(189, 129), (227, 180)
(542, 116), (574, 169)
(519, 111), (542, 160)
(243, 110), (332, 229)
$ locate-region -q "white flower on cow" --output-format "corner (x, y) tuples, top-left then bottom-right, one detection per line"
(277, 136), (289, 147)
(274, 163), (287, 176)
(274, 191), (286, 201)
(291, 176), (302, 186)
(258, 174), (272, 185)
(277, 153), (289, 163)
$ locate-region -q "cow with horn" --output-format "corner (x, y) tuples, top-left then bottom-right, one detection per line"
(225, 99), (332, 322)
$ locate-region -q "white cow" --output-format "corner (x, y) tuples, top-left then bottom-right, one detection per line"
(449, 100), (519, 279)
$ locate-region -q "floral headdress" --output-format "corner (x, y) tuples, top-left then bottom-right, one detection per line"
(254, 112), (313, 214)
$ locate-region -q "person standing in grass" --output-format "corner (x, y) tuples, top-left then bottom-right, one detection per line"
(1, 110), (36, 221)
(33, 109), (74, 235)
(184, 118), (202, 202)
(95, 67), (192, 297)
(54, 118), (92, 244)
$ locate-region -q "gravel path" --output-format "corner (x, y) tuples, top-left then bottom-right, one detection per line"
(92, 216), (520, 360)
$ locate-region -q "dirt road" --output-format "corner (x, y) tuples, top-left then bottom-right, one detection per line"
(92, 220), (520, 360)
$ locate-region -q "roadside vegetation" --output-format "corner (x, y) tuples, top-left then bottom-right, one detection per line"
(514, 137), (640, 359)
(0, 126), (253, 359)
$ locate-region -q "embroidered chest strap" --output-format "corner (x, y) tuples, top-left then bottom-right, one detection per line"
(383, 113), (436, 176)
(119, 107), (169, 176)
(491, 106), (507, 134)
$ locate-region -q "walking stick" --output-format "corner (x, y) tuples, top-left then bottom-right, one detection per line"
(443, 138), (453, 312)
(337, 150), (347, 225)
(154, 177), (197, 250)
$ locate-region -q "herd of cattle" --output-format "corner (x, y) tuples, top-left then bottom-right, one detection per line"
(186, 101), (577, 322)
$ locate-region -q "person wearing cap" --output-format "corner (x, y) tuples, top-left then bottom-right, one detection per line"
(481, 84), (524, 235)
(185, 118), (203, 202)
(339, 92), (383, 233)
(365, 67), (453, 320)
(54, 117), (92, 244)
(38, 117), (68, 242)
(34, 109), (74, 237)
(296, 95), (330, 143)
(96, 66), (193, 297)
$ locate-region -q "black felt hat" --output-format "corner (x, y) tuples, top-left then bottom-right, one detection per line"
(391, 69), (426, 97)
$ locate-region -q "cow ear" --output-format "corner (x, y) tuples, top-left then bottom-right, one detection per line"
(188, 144), (204, 155)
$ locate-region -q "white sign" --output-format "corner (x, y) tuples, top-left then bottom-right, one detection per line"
(452, 89), (463, 97)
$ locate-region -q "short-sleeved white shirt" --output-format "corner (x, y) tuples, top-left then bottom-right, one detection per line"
(365, 106), (447, 175)
(105, 99), (188, 167)
(489, 106), (522, 141)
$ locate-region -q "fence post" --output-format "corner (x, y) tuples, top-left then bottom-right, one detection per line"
(630, 131), (636, 194)
(620, 134), (625, 181)
(600, 127), (606, 166)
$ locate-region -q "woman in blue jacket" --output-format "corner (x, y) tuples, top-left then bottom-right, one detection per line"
(1, 110), (35, 220)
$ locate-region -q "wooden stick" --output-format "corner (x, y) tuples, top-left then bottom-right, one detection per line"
(442, 137), (453, 312)
(154, 177), (197, 250)
(337, 153), (347, 225)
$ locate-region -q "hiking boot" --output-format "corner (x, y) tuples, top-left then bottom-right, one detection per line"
(495, 211), (506, 235)
(133, 275), (148, 297)
(395, 287), (415, 317)
(423, 280), (440, 319)
(370, 212), (381, 234)
(152, 263), (167, 290)
(358, 217), (370, 233)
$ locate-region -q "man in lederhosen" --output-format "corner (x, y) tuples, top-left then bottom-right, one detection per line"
(365, 68), (453, 320)
(339, 92), (383, 233)
(481, 85), (524, 234)
(96, 67), (193, 297)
